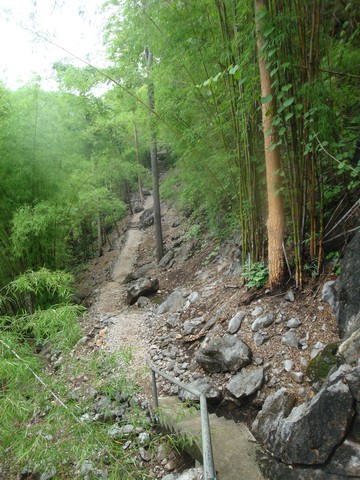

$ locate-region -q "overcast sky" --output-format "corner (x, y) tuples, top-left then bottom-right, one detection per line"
(0, 0), (108, 89)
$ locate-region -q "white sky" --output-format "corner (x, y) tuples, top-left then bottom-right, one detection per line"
(0, 0), (109, 90)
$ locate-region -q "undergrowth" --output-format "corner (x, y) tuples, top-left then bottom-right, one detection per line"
(0, 269), (183, 479)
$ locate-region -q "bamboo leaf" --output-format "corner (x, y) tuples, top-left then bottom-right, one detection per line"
(282, 97), (294, 108)
(229, 65), (239, 75)
(261, 94), (273, 104)
(285, 112), (294, 121)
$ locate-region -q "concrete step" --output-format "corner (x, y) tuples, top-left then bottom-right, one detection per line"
(155, 396), (265, 480)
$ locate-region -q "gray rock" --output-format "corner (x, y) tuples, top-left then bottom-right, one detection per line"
(337, 328), (360, 365)
(253, 331), (269, 346)
(252, 388), (296, 444)
(166, 314), (180, 327)
(285, 290), (295, 302)
(40, 468), (57, 480)
(183, 317), (205, 335)
(157, 289), (186, 315)
(108, 424), (134, 438)
(281, 331), (299, 349)
(286, 318), (302, 329)
(124, 263), (153, 283)
(251, 306), (263, 317)
(321, 280), (339, 317)
(139, 207), (154, 229)
(195, 334), (252, 373)
(159, 249), (175, 268)
(136, 296), (152, 308)
(200, 307), (225, 332)
(337, 231), (360, 338)
(257, 365), (356, 465)
(126, 277), (159, 305)
(288, 371), (304, 383)
(324, 439), (360, 477)
(284, 360), (293, 372)
(178, 377), (221, 403)
(226, 367), (264, 399)
(251, 313), (274, 332)
(139, 447), (151, 462)
(228, 311), (246, 334)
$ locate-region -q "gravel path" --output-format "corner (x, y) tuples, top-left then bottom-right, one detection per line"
(90, 196), (153, 387)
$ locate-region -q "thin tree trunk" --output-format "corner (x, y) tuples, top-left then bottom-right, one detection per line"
(134, 121), (145, 205)
(145, 47), (164, 262)
(255, 0), (285, 289)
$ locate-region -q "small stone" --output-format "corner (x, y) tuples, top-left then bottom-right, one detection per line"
(281, 331), (299, 349)
(285, 318), (302, 329)
(284, 360), (293, 372)
(289, 371), (304, 383)
(138, 432), (150, 444)
(285, 290), (295, 302)
(139, 447), (152, 462)
(165, 459), (177, 471)
(254, 331), (269, 346)
(228, 311), (246, 334)
(251, 306), (263, 317)
(251, 313), (275, 332)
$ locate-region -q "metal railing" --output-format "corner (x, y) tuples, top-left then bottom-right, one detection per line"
(149, 363), (217, 480)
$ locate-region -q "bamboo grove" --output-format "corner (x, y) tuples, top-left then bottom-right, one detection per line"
(104, 0), (359, 288)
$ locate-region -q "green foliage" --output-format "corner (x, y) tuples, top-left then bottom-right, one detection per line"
(241, 262), (269, 289)
(185, 224), (201, 240)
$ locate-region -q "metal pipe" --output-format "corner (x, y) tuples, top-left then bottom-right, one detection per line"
(152, 370), (159, 409)
(149, 364), (216, 479)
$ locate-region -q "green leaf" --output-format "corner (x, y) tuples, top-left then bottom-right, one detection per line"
(213, 72), (222, 82)
(281, 83), (292, 92)
(270, 67), (278, 77)
(282, 97), (294, 108)
(285, 112), (294, 121)
(229, 65), (239, 75)
(272, 116), (281, 126)
(279, 126), (286, 136)
(268, 48), (277, 57)
(261, 94), (273, 104)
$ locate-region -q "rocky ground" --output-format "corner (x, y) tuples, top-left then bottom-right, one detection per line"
(77, 195), (340, 427)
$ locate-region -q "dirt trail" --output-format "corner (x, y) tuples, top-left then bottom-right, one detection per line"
(89, 195), (153, 383)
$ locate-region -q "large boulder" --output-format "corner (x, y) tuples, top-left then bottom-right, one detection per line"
(195, 334), (252, 373)
(337, 231), (360, 338)
(253, 365), (357, 465)
(126, 277), (159, 305)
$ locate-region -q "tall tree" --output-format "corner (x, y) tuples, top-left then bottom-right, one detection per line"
(255, 0), (285, 288)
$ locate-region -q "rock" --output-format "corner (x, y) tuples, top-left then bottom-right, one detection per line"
(138, 432), (150, 444)
(228, 311), (246, 334)
(39, 468), (56, 480)
(324, 439), (360, 477)
(251, 306), (263, 317)
(139, 207), (154, 229)
(251, 313), (274, 332)
(178, 377), (221, 403)
(310, 341), (326, 359)
(126, 277), (159, 305)
(321, 280), (339, 317)
(159, 249), (175, 268)
(338, 328), (360, 364)
(288, 371), (304, 383)
(195, 334), (252, 373)
(200, 307), (225, 332)
(281, 331), (299, 349)
(306, 343), (339, 383)
(255, 365), (356, 465)
(136, 296), (152, 308)
(124, 263), (153, 283)
(285, 290), (295, 302)
(156, 289), (186, 315)
(285, 318), (302, 328)
(183, 317), (205, 335)
(177, 239), (197, 262)
(166, 314), (180, 327)
(108, 424), (134, 438)
(253, 331), (269, 346)
(284, 360), (293, 372)
(226, 367), (264, 399)
(252, 388), (297, 445)
(139, 447), (151, 462)
(337, 231), (360, 338)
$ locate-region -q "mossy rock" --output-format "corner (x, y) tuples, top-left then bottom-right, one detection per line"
(306, 342), (339, 383)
